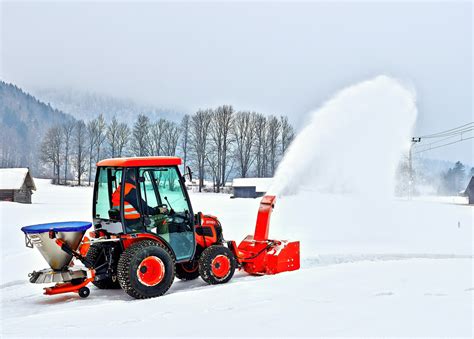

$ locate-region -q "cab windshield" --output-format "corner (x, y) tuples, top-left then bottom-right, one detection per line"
(139, 166), (190, 215)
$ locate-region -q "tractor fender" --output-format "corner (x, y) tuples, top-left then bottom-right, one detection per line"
(195, 215), (223, 248)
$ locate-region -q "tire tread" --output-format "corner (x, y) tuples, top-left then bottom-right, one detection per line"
(117, 240), (175, 299)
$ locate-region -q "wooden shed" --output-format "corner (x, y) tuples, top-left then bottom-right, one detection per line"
(464, 176), (474, 205)
(0, 168), (36, 203)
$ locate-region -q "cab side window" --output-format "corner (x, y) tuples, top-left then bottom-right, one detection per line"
(122, 168), (144, 233)
(140, 170), (159, 209)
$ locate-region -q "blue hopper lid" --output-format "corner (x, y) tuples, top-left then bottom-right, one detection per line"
(21, 221), (92, 234)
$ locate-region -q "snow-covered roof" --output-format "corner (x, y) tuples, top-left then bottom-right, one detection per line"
(0, 168), (36, 190)
(232, 178), (273, 192)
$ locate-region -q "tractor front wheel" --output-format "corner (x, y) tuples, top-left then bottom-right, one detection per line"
(199, 245), (236, 285)
(117, 240), (175, 299)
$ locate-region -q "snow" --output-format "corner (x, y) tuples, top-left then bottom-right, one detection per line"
(270, 76), (417, 197)
(232, 177), (273, 192)
(0, 168), (34, 190)
(1, 179), (472, 337)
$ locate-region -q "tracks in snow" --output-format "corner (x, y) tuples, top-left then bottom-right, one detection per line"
(302, 253), (473, 268)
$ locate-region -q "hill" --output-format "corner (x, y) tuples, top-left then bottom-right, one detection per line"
(0, 81), (75, 172)
(32, 87), (182, 125)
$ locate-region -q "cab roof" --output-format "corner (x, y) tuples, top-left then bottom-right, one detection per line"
(97, 156), (182, 167)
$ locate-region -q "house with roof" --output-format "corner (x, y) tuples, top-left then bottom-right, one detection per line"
(464, 176), (474, 205)
(0, 168), (36, 203)
(232, 178), (273, 198)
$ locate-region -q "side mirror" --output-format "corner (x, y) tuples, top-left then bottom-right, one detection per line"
(183, 166), (193, 182)
(195, 212), (202, 227)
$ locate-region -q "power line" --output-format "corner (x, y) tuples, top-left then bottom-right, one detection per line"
(413, 132), (473, 150)
(416, 122), (474, 139)
(419, 128), (473, 139)
(413, 136), (474, 154)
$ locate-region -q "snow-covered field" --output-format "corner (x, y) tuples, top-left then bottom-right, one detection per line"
(1, 179), (473, 337)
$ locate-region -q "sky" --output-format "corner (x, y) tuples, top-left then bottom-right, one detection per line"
(0, 1), (472, 164)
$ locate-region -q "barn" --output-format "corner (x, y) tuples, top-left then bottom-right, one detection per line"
(0, 168), (36, 204)
(464, 176), (474, 205)
(232, 178), (273, 198)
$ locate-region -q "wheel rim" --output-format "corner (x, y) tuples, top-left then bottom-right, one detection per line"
(137, 256), (165, 286)
(211, 255), (231, 278)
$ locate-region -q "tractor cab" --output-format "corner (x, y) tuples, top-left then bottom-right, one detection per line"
(93, 157), (195, 261)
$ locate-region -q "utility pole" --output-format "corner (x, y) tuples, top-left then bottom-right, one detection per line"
(408, 137), (421, 199)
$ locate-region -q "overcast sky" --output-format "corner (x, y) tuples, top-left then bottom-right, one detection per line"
(1, 1), (472, 163)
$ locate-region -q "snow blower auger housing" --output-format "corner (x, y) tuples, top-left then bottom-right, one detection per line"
(22, 156), (299, 299)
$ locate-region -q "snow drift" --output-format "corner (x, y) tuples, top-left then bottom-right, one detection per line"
(270, 75), (417, 197)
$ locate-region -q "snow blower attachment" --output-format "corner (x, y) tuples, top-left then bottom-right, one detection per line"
(22, 222), (94, 298)
(233, 195), (300, 275)
(22, 156), (299, 299)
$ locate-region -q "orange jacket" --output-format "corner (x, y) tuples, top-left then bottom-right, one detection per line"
(112, 183), (140, 220)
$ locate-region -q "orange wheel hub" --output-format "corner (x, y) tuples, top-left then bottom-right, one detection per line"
(137, 256), (165, 286)
(211, 255), (231, 278)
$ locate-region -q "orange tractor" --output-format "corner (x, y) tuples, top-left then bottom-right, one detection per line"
(22, 157), (300, 299)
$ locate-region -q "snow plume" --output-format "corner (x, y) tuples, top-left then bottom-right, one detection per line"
(269, 75), (417, 197)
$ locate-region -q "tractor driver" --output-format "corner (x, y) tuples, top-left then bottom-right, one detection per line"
(112, 170), (168, 232)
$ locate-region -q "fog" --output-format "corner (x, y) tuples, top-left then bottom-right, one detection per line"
(0, 1), (472, 163)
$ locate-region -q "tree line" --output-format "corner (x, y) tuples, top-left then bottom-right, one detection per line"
(40, 105), (295, 191)
(438, 161), (473, 195)
(396, 157), (474, 196)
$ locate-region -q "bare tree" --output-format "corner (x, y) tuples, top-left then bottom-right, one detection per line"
(208, 109), (222, 190)
(87, 119), (99, 185)
(233, 111), (255, 178)
(40, 127), (56, 179)
(180, 114), (190, 171)
(150, 118), (167, 155)
(267, 115), (281, 176)
(40, 126), (63, 184)
(190, 109), (212, 192)
(162, 121), (180, 156)
(62, 121), (75, 184)
(253, 113), (267, 177)
(132, 114), (151, 156)
(209, 105), (234, 191)
(205, 144), (219, 191)
(73, 120), (87, 185)
(116, 122), (130, 157)
(280, 116), (295, 156)
(95, 114), (107, 162)
(106, 117), (120, 158)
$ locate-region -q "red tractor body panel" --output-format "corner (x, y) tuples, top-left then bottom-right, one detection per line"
(195, 214), (221, 248)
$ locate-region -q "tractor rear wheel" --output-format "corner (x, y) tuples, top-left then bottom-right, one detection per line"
(175, 261), (200, 281)
(199, 245), (236, 285)
(85, 243), (120, 289)
(117, 240), (175, 299)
